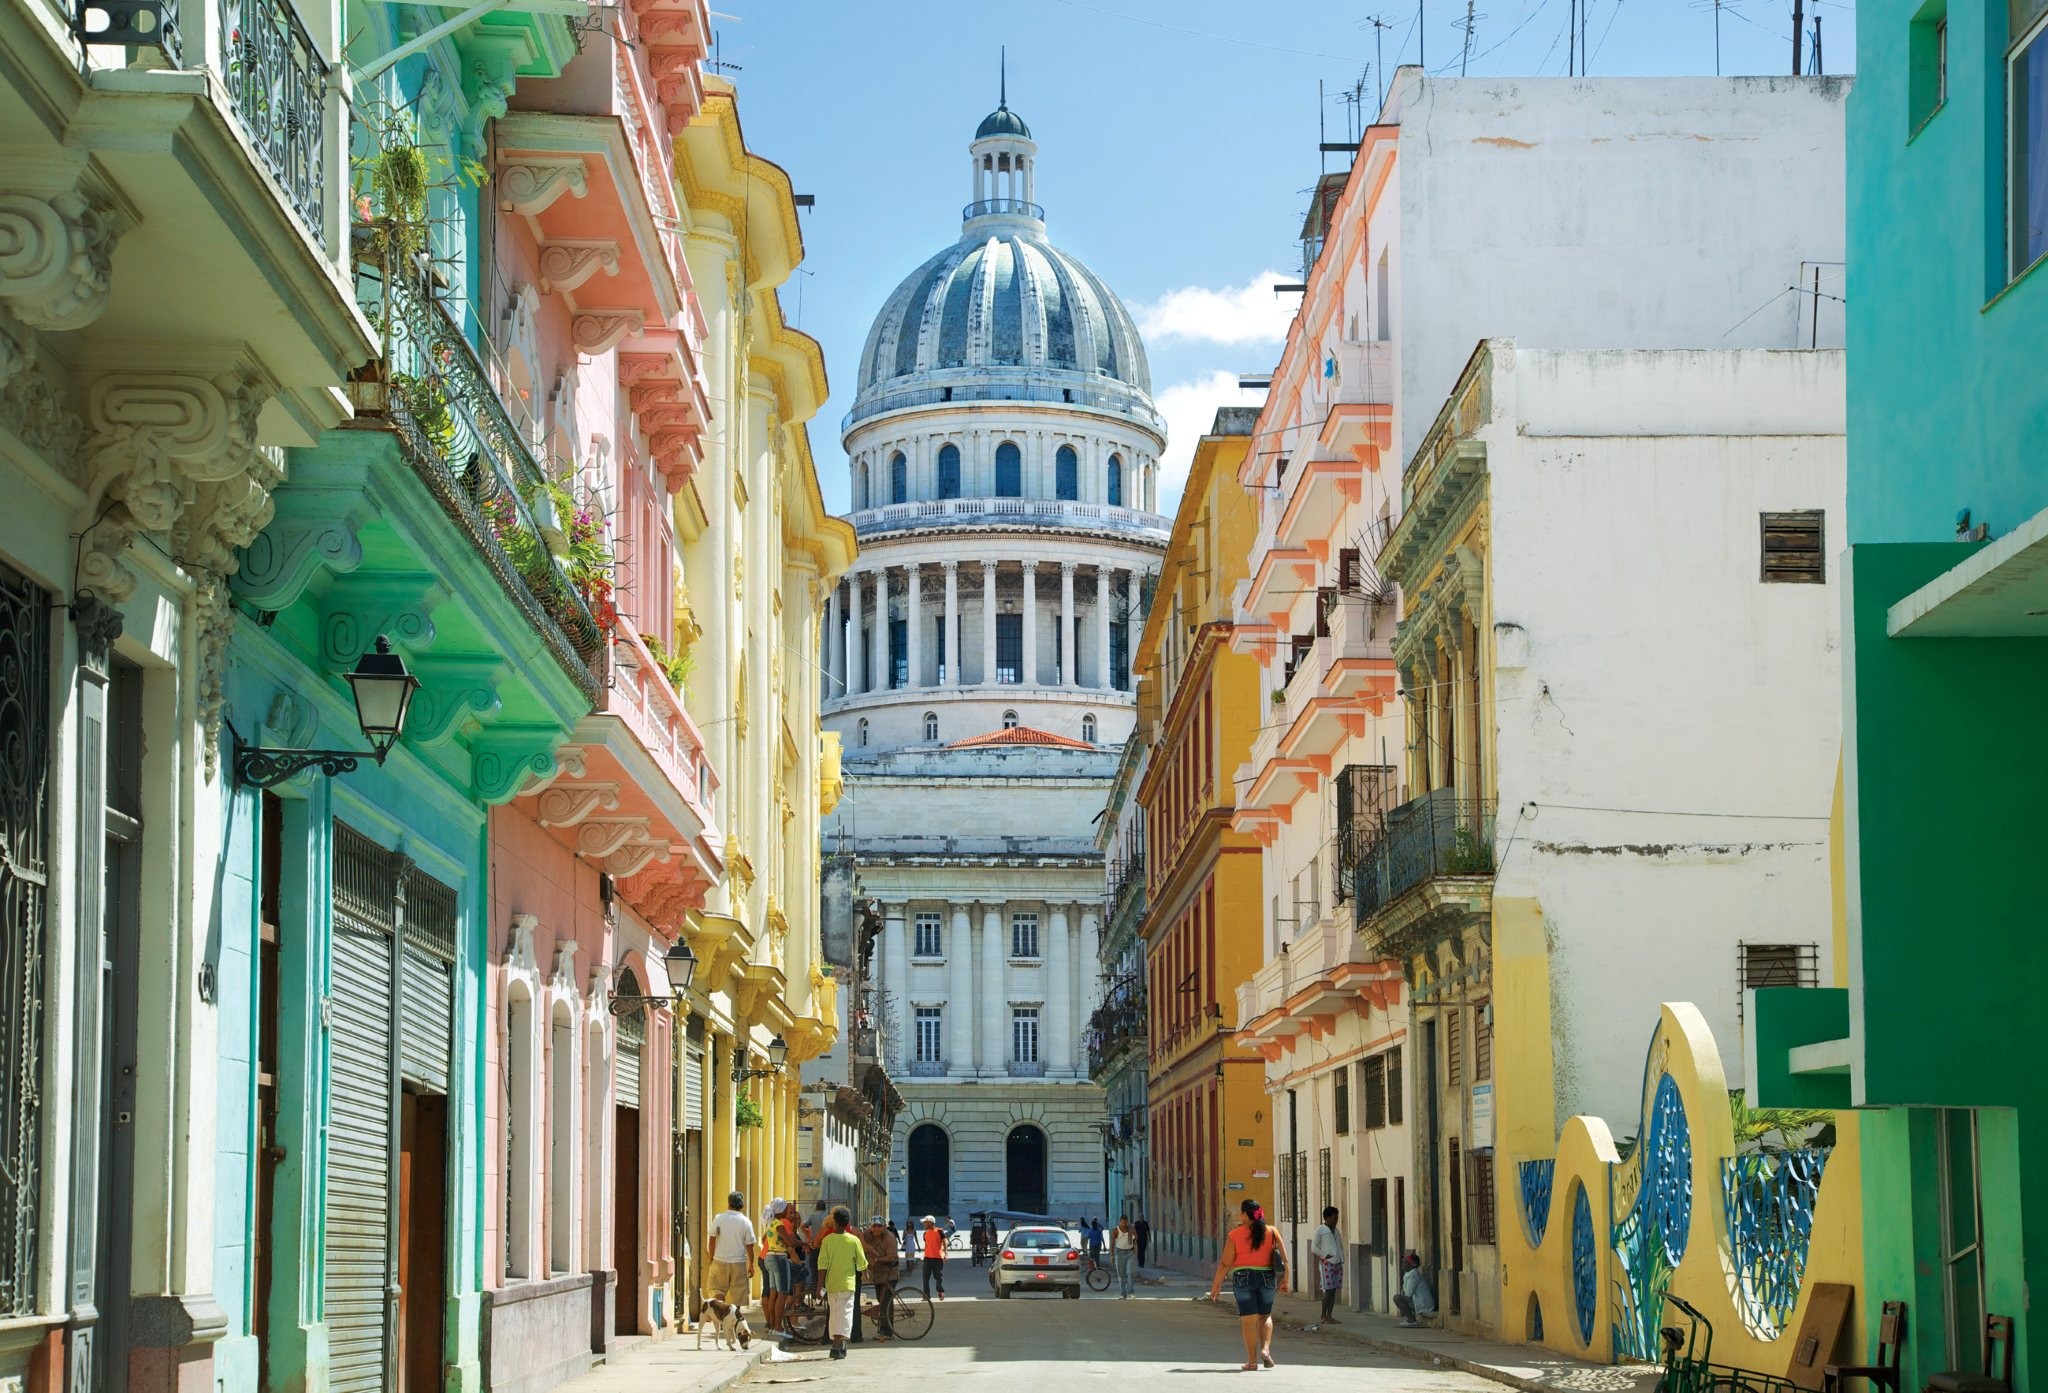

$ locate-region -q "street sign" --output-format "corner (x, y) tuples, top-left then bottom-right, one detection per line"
(1471, 1081), (1495, 1149)
(1226, 1182), (1245, 1191)
(1237, 1138), (1254, 1146)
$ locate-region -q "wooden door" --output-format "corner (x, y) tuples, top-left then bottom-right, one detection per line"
(398, 1092), (448, 1391)
(614, 1107), (641, 1335)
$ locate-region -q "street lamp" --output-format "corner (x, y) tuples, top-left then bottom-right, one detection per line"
(608, 940), (699, 1018)
(235, 637), (421, 788)
(733, 1034), (788, 1083)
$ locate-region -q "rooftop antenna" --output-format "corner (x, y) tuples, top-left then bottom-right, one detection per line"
(1457, 0), (1486, 73)
(707, 28), (741, 73)
(1689, 0), (1733, 75)
(1366, 16), (1393, 108)
(1000, 44), (1007, 106)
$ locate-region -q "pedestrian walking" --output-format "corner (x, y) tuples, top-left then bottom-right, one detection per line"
(1394, 1251), (1436, 1327)
(862, 1216), (901, 1341)
(815, 1206), (868, 1360)
(1311, 1206), (1345, 1324)
(1085, 1217), (1105, 1275)
(1206, 1198), (1288, 1371)
(1111, 1216), (1138, 1297)
(919, 1213), (947, 1297)
(1133, 1214), (1151, 1268)
(704, 1190), (757, 1311)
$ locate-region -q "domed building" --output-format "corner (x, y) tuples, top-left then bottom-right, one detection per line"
(816, 96), (1167, 1224)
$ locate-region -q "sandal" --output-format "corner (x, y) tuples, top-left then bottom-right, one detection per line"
(1260, 1353), (1275, 1368)
(1240, 1363), (1259, 1372)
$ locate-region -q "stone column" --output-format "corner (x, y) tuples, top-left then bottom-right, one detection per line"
(1047, 904), (1073, 1077)
(1095, 566), (1113, 690)
(825, 583), (844, 699)
(847, 572), (865, 695)
(941, 561), (959, 686)
(982, 559), (998, 687)
(948, 905), (975, 1077)
(905, 562), (923, 690)
(872, 567), (891, 691)
(980, 904), (1006, 1077)
(1059, 562), (1077, 687)
(882, 901), (909, 1072)
(1080, 907), (1102, 1020)
(1021, 558), (1039, 688)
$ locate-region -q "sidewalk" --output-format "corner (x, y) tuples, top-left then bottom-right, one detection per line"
(547, 1326), (772, 1393)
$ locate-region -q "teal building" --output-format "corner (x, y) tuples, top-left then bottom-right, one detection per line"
(1753, 4), (2048, 1392)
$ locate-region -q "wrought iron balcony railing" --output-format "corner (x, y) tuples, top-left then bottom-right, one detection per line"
(220, 0), (329, 241)
(963, 197), (1043, 221)
(907, 1058), (946, 1077)
(1009, 1059), (1047, 1077)
(361, 256), (604, 696)
(1352, 790), (1496, 923)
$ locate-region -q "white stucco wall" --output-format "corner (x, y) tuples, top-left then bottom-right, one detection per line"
(1480, 343), (1845, 1131)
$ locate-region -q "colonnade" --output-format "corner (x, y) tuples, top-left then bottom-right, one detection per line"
(824, 558), (1155, 697)
(874, 898), (1101, 1081)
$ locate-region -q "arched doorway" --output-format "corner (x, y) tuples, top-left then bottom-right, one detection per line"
(1005, 1125), (1048, 1216)
(907, 1124), (949, 1218)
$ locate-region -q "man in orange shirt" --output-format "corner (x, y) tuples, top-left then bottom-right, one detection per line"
(918, 1214), (946, 1298)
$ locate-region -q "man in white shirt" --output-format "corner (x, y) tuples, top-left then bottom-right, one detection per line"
(705, 1190), (757, 1309)
(1310, 1206), (1345, 1323)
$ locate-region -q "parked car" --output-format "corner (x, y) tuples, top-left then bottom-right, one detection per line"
(987, 1225), (1083, 1299)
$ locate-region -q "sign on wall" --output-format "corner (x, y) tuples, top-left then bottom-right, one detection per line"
(1470, 1082), (1495, 1150)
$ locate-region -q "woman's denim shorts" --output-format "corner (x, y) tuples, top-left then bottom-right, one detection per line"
(1231, 1268), (1276, 1316)
(762, 1253), (793, 1295)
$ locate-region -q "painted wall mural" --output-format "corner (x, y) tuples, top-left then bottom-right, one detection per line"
(1721, 1147), (1831, 1338)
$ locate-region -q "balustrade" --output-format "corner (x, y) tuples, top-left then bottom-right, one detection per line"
(219, 0), (329, 241)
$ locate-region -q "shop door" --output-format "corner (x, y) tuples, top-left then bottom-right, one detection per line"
(614, 1106), (641, 1335)
(397, 1091), (447, 1392)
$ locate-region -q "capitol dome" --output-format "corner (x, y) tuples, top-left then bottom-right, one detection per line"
(847, 103), (1160, 433)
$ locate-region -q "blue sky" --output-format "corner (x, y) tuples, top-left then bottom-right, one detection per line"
(719, 0), (1856, 516)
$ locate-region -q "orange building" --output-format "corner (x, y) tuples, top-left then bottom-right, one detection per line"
(1135, 410), (1275, 1272)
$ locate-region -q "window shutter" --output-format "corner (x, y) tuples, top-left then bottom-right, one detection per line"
(1760, 510), (1826, 583)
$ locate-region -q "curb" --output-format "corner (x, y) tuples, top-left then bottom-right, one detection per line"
(709, 1344), (773, 1393)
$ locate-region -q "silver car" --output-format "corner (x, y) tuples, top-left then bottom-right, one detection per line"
(988, 1225), (1082, 1299)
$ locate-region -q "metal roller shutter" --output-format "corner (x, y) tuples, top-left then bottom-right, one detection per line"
(616, 1009), (644, 1111)
(398, 869), (457, 1092)
(326, 822), (395, 1393)
(682, 1042), (703, 1130)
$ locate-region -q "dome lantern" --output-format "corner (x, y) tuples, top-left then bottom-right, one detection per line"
(966, 52), (1042, 235)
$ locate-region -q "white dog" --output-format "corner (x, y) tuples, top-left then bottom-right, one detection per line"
(695, 1297), (752, 1351)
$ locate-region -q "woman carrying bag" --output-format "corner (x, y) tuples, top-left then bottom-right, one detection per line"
(1205, 1198), (1288, 1370)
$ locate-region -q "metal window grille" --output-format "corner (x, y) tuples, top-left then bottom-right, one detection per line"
(1368, 1178), (1390, 1254)
(1335, 764), (1396, 904)
(996, 613), (1022, 684)
(1760, 510), (1826, 583)
(1362, 1055), (1387, 1130)
(1292, 1151), (1308, 1230)
(914, 1007), (943, 1064)
(1386, 1046), (1404, 1125)
(1011, 1007), (1039, 1064)
(1318, 1148), (1333, 1215)
(1466, 1148), (1498, 1245)
(0, 563), (50, 1315)
(1446, 1008), (1464, 1087)
(1011, 913), (1040, 959)
(914, 912), (943, 958)
(1275, 1154), (1294, 1223)
(1474, 1000), (1493, 1082)
(1737, 942), (1820, 1019)
(1334, 1073), (1351, 1135)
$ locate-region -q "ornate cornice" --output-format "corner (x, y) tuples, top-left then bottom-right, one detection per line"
(0, 332), (82, 466)
(497, 159), (588, 218)
(538, 239), (621, 296)
(0, 191), (119, 332)
(571, 309), (646, 355)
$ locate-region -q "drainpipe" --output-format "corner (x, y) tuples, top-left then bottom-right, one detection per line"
(384, 855), (413, 1393)
(1287, 1088), (1299, 1273)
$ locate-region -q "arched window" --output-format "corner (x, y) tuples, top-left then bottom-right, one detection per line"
(890, 451), (908, 504)
(937, 444), (961, 499)
(505, 984), (536, 1279)
(923, 711), (939, 742)
(854, 464), (866, 511)
(1002, 710), (1018, 730)
(1082, 714), (1098, 744)
(1107, 454), (1124, 507)
(857, 718), (869, 747)
(1056, 445), (1078, 501)
(995, 441), (1022, 497)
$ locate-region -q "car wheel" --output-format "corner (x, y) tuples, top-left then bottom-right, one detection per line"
(997, 1283), (1011, 1299)
(1063, 1286), (1080, 1300)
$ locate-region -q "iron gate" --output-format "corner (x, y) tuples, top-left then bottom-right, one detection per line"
(0, 561), (49, 1316)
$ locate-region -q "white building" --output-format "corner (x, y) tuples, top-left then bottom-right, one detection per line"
(819, 95), (1166, 1223)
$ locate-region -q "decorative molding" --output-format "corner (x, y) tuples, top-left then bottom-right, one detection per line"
(576, 815), (648, 860)
(603, 833), (670, 879)
(535, 780), (621, 828)
(517, 742), (585, 797)
(316, 575), (440, 673)
(0, 191), (119, 331)
(404, 654), (505, 745)
(571, 310), (646, 356)
(550, 939), (579, 994)
(0, 332), (82, 464)
(473, 730), (562, 804)
(497, 159), (588, 218)
(235, 507), (365, 610)
(538, 239), (621, 296)
(507, 912), (540, 972)
(70, 595), (123, 677)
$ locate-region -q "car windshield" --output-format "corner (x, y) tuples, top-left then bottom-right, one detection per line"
(1007, 1230), (1069, 1249)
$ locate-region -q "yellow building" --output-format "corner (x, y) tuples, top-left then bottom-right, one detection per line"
(671, 76), (856, 1315)
(1134, 409), (1274, 1272)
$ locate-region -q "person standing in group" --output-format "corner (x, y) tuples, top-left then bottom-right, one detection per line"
(805, 1200), (832, 1302)
(760, 1198), (798, 1337)
(1133, 1214), (1151, 1269)
(1310, 1206), (1345, 1324)
(705, 1190), (757, 1312)
(1394, 1252), (1436, 1328)
(1111, 1216), (1138, 1298)
(1085, 1218), (1105, 1277)
(862, 1216), (901, 1342)
(1206, 1198), (1288, 1371)
(814, 1207), (869, 1360)
(919, 1214), (947, 1298)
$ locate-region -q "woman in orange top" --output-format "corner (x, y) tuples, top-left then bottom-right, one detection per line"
(919, 1214), (947, 1298)
(1206, 1198), (1288, 1370)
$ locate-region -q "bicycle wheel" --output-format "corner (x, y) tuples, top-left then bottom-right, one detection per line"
(785, 1301), (830, 1346)
(889, 1287), (935, 1341)
(1086, 1264), (1112, 1291)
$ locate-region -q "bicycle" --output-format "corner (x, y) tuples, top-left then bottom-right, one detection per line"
(1084, 1257), (1112, 1292)
(780, 1284), (936, 1346)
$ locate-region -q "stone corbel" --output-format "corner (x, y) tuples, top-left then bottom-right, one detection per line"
(0, 191), (120, 331)
(497, 159), (588, 217)
(535, 780), (620, 828)
(538, 239), (621, 296)
(576, 815), (650, 860)
(316, 574), (441, 673)
(0, 333), (83, 465)
(517, 743), (585, 798)
(404, 654), (506, 745)
(507, 912), (540, 972)
(550, 939), (579, 995)
(572, 310), (646, 357)
(235, 488), (369, 612)
(472, 728), (563, 805)
(603, 834), (671, 880)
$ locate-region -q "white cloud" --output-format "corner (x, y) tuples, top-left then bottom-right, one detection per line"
(1135, 270), (1298, 347)
(1153, 370), (1268, 517)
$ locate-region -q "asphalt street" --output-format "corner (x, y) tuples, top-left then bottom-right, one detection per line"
(743, 1271), (1513, 1390)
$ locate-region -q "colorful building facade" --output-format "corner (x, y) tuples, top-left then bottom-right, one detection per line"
(1134, 411), (1273, 1274)
(1752, 7), (2048, 1391)
(1091, 733), (1151, 1223)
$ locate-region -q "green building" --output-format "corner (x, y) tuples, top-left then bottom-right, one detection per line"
(1752, 4), (2048, 1392)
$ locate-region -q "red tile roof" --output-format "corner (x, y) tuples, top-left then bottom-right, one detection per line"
(946, 726), (1095, 750)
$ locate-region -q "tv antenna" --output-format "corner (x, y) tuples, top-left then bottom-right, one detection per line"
(1456, 0), (1487, 73)
(1688, 0), (1735, 75)
(1362, 15), (1394, 108)
(707, 28), (742, 73)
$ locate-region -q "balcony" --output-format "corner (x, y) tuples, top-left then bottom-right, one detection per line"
(1236, 913), (1402, 1062)
(1086, 980), (1147, 1080)
(1105, 851), (1146, 927)
(1353, 789), (1496, 959)
(847, 497), (1168, 543)
(1010, 1059), (1048, 1078)
(907, 1058), (947, 1078)
(963, 197), (1044, 221)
